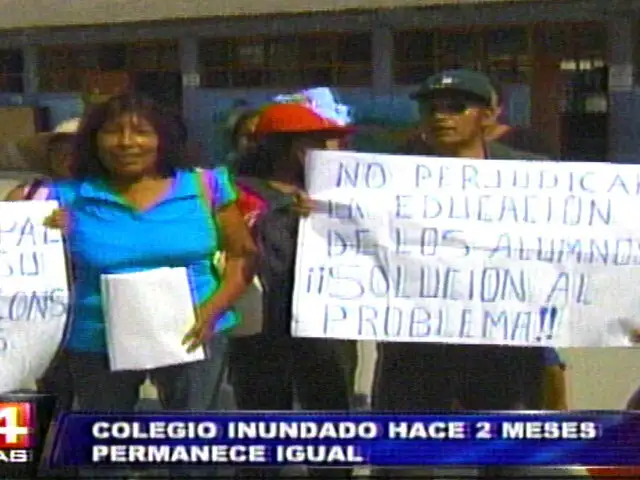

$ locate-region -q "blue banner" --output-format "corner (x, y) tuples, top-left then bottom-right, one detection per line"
(48, 412), (640, 468)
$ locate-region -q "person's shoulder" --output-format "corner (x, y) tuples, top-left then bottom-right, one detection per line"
(4, 183), (28, 200)
(236, 176), (293, 208)
(47, 178), (83, 203)
(498, 126), (557, 158)
(50, 178), (80, 191)
(487, 142), (549, 161)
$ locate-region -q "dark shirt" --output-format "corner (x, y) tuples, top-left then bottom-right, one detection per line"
(398, 135), (548, 161)
(394, 136), (559, 375)
(236, 175), (298, 337)
(497, 126), (557, 158)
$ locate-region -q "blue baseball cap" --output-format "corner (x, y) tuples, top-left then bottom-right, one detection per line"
(411, 69), (497, 105)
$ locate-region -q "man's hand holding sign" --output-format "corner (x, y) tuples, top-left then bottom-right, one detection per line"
(292, 150), (640, 347)
(0, 201), (69, 393)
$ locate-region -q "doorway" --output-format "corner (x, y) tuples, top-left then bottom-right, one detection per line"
(559, 59), (608, 161)
(133, 71), (183, 111)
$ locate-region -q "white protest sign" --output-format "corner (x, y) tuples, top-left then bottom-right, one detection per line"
(0, 201), (69, 393)
(292, 150), (640, 347)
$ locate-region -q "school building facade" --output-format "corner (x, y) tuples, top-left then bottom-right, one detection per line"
(0, 0), (637, 162)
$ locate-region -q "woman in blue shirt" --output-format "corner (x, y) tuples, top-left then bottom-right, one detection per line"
(45, 93), (257, 418)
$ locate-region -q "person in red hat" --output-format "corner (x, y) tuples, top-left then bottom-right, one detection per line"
(228, 102), (355, 480)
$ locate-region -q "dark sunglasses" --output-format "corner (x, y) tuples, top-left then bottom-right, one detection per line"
(419, 99), (484, 115)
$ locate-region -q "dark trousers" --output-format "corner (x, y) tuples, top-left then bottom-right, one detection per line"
(228, 334), (352, 479)
(37, 350), (74, 413)
(372, 342), (544, 479)
(67, 335), (228, 479)
(336, 340), (358, 399)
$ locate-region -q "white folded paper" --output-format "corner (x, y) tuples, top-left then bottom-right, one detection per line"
(101, 267), (205, 371)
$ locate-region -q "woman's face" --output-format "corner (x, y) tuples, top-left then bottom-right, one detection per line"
(97, 112), (160, 179)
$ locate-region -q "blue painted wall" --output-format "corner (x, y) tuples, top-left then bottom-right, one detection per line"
(0, 92), (83, 129)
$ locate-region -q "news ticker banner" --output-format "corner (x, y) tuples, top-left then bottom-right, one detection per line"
(2, 401), (639, 473)
(39, 412), (640, 469)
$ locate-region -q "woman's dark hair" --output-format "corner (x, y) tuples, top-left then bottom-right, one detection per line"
(230, 109), (259, 151)
(73, 92), (192, 178)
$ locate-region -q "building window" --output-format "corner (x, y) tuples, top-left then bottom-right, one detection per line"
(40, 45), (123, 92)
(394, 27), (532, 85)
(199, 33), (372, 88)
(0, 50), (23, 93)
(439, 30), (482, 70)
(553, 23), (607, 114)
(40, 47), (78, 91)
(393, 31), (436, 84)
(338, 33), (371, 64)
(200, 40), (232, 88)
(39, 42), (178, 92)
(127, 42), (179, 71)
(484, 27), (530, 84)
(99, 45), (127, 70)
(236, 42), (265, 67)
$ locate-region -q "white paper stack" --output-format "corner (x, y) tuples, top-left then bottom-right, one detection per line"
(101, 267), (205, 371)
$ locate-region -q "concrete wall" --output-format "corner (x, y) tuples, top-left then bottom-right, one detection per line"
(0, 93), (83, 130)
(0, 0), (563, 30)
(562, 348), (640, 410)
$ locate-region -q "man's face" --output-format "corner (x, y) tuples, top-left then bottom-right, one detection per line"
(418, 92), (492, 151)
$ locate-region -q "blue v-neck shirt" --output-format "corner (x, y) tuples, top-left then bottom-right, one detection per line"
(49, 167), (238, 353)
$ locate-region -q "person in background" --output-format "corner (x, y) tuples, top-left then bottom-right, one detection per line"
(373, 69), (547, 479)
(5, 118), (80, 201)
(4, 117), (81, 415)
(404, 74), (569, 413)
(228, 102), (354, 480)
(44, 93), (257, 478)
(227, 108), (261, 165)
(271, 88), (361, 404)
(273, 87), (353, 127)
(484, 82), (557, 157)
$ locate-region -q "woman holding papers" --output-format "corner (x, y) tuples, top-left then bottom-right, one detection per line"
(43, 94), (256, 432)
(228, 102), (354, 479)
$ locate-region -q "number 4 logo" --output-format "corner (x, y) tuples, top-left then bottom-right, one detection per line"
(0, 404), (32, 448)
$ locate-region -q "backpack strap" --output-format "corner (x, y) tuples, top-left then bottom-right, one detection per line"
(197, 169), (265, 293)
(24, 178), (46, 200)
(196, 168), (215, 209)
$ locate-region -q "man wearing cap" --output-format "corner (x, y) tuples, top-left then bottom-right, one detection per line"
(373, 69), (546, 478)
